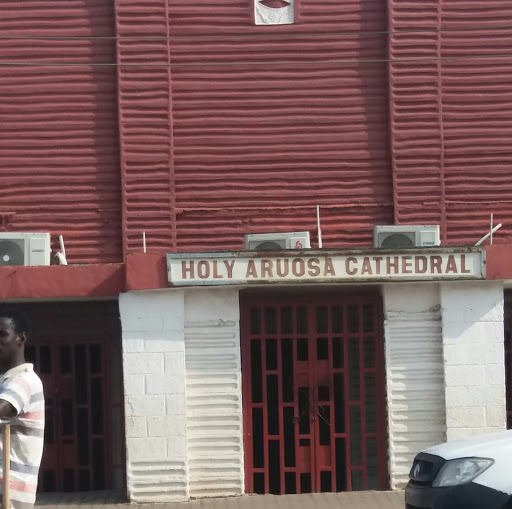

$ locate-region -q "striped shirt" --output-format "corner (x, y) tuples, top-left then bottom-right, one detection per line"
(0, 364), (45, 509)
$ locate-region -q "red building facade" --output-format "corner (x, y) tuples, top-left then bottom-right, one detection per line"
(3, 0), (511, 263)
(2, 0), (512, 502)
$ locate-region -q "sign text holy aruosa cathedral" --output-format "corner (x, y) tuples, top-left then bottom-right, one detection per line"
(167, 248), (485, 286)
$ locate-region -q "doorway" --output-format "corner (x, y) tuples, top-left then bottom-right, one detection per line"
(241, 292), (388, 494)
(505, 291), (512, 429)
(19, 301), (124, 493)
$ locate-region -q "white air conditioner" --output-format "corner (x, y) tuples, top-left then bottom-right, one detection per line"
(0, 233), (51, 267)
(374, 225), (440, 249)
(245, 231), (311, 251)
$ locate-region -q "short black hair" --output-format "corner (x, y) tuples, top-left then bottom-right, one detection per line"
(0, 306), (31, 337)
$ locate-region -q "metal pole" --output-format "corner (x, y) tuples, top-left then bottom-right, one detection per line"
(316, 205), (323, 249)
(2, 423), (10, 509)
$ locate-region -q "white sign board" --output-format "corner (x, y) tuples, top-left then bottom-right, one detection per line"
(167, 249), (485, 286)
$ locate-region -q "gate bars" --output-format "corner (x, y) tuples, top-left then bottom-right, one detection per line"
(241, 294), (389, 495)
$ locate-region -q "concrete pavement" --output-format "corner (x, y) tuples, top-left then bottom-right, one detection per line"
(36, 492), (405, 509)
(158, 493), (405, 509)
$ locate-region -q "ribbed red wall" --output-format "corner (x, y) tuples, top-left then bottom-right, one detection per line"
(0, 1), (122, 264)
(170, 0), (393, 252)
(5, 1), (510, 261)
(442, 0), (512, 245)
(115, 0), (177, 256)
(389, 0), (512, 245)
(115, 0), (393, 254)
(115, 0), (392, 253)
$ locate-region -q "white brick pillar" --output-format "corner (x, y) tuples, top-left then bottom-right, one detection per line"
(119, 290), (188, 502)
(383, 283), (446, 489)
(441, 282), (506, 441)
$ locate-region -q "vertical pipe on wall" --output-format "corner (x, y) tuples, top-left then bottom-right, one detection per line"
(113, 0), (129, 261)
(436, 0), (447, 244)
(386, 0), (400, 226)
(164, 0), (178, 251)
(317, 206), (323, 249)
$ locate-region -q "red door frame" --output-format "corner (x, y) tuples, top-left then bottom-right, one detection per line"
(241, 291), (389, 494)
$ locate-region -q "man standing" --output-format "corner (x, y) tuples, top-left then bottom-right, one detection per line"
(0, 307), (44, 509)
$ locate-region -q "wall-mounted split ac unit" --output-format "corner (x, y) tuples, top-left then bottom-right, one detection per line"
(374, 225), (440, 249)
(0, 233), (51, 266)
(245, 232), (311, 251)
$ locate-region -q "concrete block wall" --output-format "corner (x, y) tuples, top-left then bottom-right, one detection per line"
(118, 281), (507, 499)
(119, 291), (189, 502)
(440, 282), (506, 441)
(383, 284), (446, 489)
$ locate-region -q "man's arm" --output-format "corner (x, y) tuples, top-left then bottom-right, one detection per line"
(0, 399), (17, 419)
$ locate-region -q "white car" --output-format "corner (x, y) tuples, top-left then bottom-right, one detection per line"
(405, 430), (512, 509)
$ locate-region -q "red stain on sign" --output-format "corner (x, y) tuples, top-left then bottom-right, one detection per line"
(259, 0), (290, 7)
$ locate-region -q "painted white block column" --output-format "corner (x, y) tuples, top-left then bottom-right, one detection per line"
(184, 288), (244, 498)
(120, 290), (188, 502)
(441, 282), (506, 441)
(383, 284), (446, 489)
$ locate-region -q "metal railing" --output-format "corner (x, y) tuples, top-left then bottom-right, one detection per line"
(0, 419), (11, 509)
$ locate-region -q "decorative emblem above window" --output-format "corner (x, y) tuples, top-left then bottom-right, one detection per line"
(255, 0), (294, 25)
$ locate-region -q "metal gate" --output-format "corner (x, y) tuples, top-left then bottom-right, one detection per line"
(506, 330), (511, 429)
(505, 292), (512, 430)
(241, 294), (388, 494)
(21, 302), (124, 493)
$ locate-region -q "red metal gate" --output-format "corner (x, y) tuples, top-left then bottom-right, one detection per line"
(20, 302), (124, 493)
(241, 293), (388, 495)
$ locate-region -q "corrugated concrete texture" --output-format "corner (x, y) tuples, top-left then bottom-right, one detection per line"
(388, 0), (512, 245)
(184, 289), (244, 498)
(383, 285), (446, 489)
(114, 0), (177, 255)
(5, 0), (512, 258)
(0, 0), (122, 264)
(442, 0), (512, 245)
(114, 0), (394, 254)
(170, 0), (393, 252)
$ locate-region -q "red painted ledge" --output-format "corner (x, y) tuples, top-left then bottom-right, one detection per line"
(0, 245), (509, 301)
(0, 263), (125, 300)
(125, 247), (512, 286)
(0, 253), (168, 300)
(485, 244), (512, 280)
(125, 253), (168, 291)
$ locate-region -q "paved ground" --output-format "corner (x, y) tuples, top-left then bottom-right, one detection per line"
(36, 491), (405, 509)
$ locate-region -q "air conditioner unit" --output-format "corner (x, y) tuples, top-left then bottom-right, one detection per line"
(245, 232), (311, 251)
(374, 225), (440, 249)
(0, 233), (51, 267)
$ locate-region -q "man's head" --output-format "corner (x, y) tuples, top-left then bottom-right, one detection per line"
(0, 306), (29, 370)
